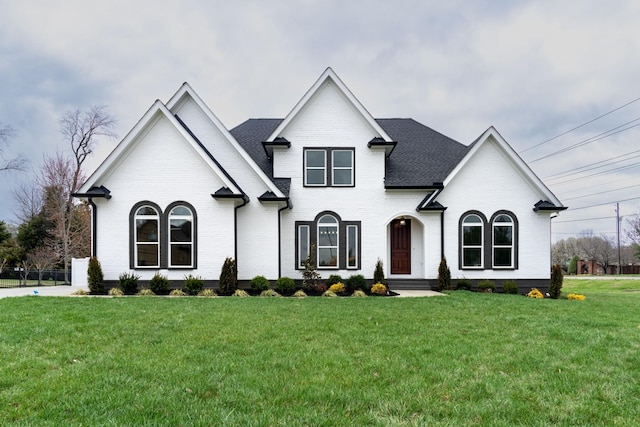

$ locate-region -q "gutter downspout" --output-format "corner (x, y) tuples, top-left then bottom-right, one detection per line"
(277, 201), (291, 278)
(88, 198), (97, 258)
(234, 197), (250, 271)
(440, 210), (445, 260)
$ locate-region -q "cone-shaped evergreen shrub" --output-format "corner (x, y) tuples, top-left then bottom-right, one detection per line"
(437, 257), (451, 291)
(87, 257), (104, 294)
(549, 264), (563, 299)
(219, 257), (237, 295)
(373, 258), (386, 285)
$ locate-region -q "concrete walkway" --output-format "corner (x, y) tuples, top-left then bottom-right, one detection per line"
(0, 285), (89, 298)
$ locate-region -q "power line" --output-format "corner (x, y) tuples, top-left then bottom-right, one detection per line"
(520, 96), (640, 154)
(543, 148), (640, 180)
(568, 196), (640, 211)
(553, 216), (616, 223)
(562, 183), (640, 201)
(547, 162), (640, 186)
(530, 120), (640, 163)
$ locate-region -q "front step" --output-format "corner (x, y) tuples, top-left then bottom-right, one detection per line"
(387, 279), (432, 291)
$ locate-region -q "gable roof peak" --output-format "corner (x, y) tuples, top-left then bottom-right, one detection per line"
(265, 67), (393, 143)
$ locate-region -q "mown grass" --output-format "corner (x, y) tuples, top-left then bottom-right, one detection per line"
(1, 282), (639, 426)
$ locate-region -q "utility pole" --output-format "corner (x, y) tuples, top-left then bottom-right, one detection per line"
(616, 202), (621, 275)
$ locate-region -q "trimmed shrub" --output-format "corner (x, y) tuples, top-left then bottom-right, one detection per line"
(198, 288), (218, 297)
(118, 272), (140, 295)
(328, 282), (346, 294)
(275, 277), (296, 294)
(232, 289), (250, 298)
(219, 257), (238, 295)
(87, 257), (104, 294)
(549, 264), (563, 299)
(502, 280), (519, 294)
(325, 274), (343, 287)
(437, 257), (452, 291)
(149, 273), (169, 295)
(456, 278), (471, 291)
(260, 289), (281, 297)
(345, 274), (367, 293)
(108, 287), (124, 296)
(293, 289), (307, 298)
(352, 290), (367, 297)
(322, 290), (338, 298)
(250, 275), (271, 293)
(183, 275), (204, 296)
(477, 279), (495, 293)
(137, 288), (155, 296)
(371, 283), (387, 295)
(169, 289), (186, 297)
(373, 258), (386, 285)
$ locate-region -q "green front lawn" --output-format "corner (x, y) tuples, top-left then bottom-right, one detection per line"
(1, 280), (639, 425)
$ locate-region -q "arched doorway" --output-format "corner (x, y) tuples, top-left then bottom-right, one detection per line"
(390, 218), (411, 274)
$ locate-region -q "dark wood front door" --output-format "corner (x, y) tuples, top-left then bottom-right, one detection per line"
(391, 219), (411, 274)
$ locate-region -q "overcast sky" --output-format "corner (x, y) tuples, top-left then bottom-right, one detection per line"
(1, 0), (640, 242)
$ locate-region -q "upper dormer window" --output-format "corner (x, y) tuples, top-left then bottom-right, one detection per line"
(304, 148), (354, 187)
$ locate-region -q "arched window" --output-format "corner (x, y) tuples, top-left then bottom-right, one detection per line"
(462, 214), (483, 268)
(134, 205), (160, 267)
(317, 214), (339, 268)
(493, 213), (515, 268)
(169, 205), (194, 267)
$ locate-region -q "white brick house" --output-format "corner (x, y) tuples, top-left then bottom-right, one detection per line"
(75, 68), (565, 292)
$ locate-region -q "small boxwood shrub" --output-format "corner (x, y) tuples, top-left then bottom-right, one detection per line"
(325, 274), (343, 287)
(275, 277), (296, 294)
(149, 273), (169, 295)
(328, 282), (346, 294)
(477, 279), (495, 293)
(456, 278), (471, 291)
(502, 280), (519, 294)
(137, 288), (155, 296)
(183, 274), (204, 296)
(371, 283), (387, 295)
(87, 257), (104, 294)
(169, 289), (186, 297)
(198, 288), (217, 297)
(250, 275), (270, 293)
(345, 274), (367, 292)
(118, 272), (140, 295)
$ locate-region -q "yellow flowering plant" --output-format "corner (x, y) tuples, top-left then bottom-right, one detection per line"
(568, 293), (586, 301)
(527, 288), (544, 299)
(371, 283), (388, 295)
(328, 282), (346, 294)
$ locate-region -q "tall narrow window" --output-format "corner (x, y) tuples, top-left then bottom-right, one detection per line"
(135, 206), (159, 267)
(493, 214), (514, 268)
(298, 224), (310, 268)
(462, 214), (483, 268)
(332, 150), (354, 186)
(317, 214), (338, 268)
(169, 205), (193, 267)
(305, 149), (326, 186)
(346, 224), (358, 268)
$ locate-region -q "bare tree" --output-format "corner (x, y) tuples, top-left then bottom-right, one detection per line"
(0, 122), (27, 172)
(26, 246), (58, 285)
(13, 180), (45, 223)
(578, 232), (617, 273)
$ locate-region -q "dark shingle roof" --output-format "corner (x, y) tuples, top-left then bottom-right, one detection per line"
(230, 118), (470, 189)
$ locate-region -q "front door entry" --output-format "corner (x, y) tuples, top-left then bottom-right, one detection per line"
(391, 218), (411, 274)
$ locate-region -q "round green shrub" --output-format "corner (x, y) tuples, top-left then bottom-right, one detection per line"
(183, 274), (204, 296)
(118, 272), (140, 295)
(477, 279), (496, 293)
(275, 277), (296, 294)
(345, 274), (367, 292)
(456, 278), (471, 290)
(502, 280), (519, 294)
(149, 273), (169, 295)
(250, 275), (271, 293)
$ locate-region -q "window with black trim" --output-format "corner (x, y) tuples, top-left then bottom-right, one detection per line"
(304, 148), (354, 187)
(296, 211), (360, 270)
(459, 210), (519, 270)
(130, 201), (197, 270)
